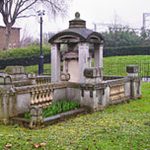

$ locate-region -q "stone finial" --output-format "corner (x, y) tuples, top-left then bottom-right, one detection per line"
(69, 12), (86, 28)
(75, 12), (80, 19)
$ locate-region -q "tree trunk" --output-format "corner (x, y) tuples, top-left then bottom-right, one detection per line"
(4, 25), (11, 50)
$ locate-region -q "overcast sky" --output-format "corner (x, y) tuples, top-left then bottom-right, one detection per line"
(1, 0), (150, 39)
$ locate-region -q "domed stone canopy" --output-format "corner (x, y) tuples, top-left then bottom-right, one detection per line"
(49, 12), (104, 44)
(49, 12), (104, 83)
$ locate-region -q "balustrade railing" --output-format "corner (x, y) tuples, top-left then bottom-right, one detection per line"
(30, 88), (53, 108)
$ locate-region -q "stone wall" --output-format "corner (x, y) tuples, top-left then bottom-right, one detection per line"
(0, 74), (141, 123)
(0, 82), (68, 122)
(80, 77), (141, 111)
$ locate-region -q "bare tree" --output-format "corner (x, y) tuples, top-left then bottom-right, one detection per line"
(0, 0), (69, 50)
(0, 1), (4, 12)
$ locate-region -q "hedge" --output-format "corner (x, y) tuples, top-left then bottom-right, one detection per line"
(0, 54), (51, 69)
(0, 44), (50, 69)
(0, 45), (150, 69)
(104, 45), (150, 57)
(0, 44), (50, 59)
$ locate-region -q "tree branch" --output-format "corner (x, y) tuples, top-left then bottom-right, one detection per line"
(0, 0), (70, 50)
(0, 0), (4, 13)
(17, 14), (36, 18)
(17, 0), (37, 16)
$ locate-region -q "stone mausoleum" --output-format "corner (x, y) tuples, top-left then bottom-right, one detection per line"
(0, 13), (141, 126)
(49, 12), (104, 83)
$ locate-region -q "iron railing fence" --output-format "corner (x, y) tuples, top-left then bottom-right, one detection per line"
(24, 61), (150, 80)
(103, 61), (150, 79)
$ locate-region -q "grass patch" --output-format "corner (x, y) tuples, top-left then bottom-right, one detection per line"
(42, 100), (80, 118)
(25, 64), (51, 74)
(24, 100), (80, 119)
(0, 82), (149, 149)
(103, 55), (150, 76)
(24, 55), (150, 76)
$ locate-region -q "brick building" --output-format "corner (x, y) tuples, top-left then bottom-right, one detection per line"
(0, 26), (20, 50)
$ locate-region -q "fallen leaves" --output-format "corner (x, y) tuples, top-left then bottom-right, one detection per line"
(33, 142), (46, 148)
(4, 143), (12, 149)
(0, 82), (149, 149)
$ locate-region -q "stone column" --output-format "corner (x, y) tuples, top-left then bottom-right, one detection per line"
(78, 43), (90, 83)
(51, 44), (61, 83)
(126, 65), (141, 98)
(126, 65), (139, 77)
(94, 43), (103, 68)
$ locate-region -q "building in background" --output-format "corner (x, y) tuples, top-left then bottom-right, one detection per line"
(0, 26), (20, 50)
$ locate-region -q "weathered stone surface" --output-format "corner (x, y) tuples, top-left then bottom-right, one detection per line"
(49, 12), (104, 44)
(60, 73), (70, 81)
(30, 106), (43, 128)
(53, 88), (67, 101)
(78, 43), (90, 83)
(84, 67), (101, 78)
(66, 88), (81, 103)
(5, 66), (25, 74)
(110, 85), (125, 101)
(51, 44), (60, 82)
(16, 94), (30, 114)
(0, 75), (12, 85)
(64, 59), (80, 82)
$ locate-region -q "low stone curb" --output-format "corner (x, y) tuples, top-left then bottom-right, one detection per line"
(11, 108), (86, 128)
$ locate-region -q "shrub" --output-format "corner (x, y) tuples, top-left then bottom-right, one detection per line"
(42, 100), (80, 118)
(0, 44), (50, 59)
(1, 45), (150, 70)
(104, 45), (150, 56)
(0, 44), (51, 69)
(0, 54), (51, 69)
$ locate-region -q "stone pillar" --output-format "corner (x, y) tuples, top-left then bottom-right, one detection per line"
(78, 43), (90, 83)
(80, 83), (109, 111)
(29, 106), (43, 128)
(101, 85), (110, 106)
(94, 44), (103, 68)
(126, 65), (139, 77)
(51, 44), (61, 83)
(126, 65), (141, 98)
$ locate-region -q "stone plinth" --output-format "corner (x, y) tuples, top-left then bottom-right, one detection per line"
(126, 65), (139, 77)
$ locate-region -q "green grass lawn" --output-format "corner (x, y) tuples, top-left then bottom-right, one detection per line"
(103, 55), (150, 76)
(0, 82), (150, 150)
(25, 55), (150, 76)
(25, 64), (51, 74)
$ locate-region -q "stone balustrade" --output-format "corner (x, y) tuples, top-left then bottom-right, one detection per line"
(35, 76), (51, 85)
(0, 64), (141, 125)
(30, 88), (53, 108)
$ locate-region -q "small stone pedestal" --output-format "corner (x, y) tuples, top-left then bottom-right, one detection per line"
(80, 67), (105, 111)
(126, 65), (139, 77)
(0, 75), (13, 124)
(84, 67), (103, 84)
(126, 65), (141, 99)
(29, 106), (43, 128)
